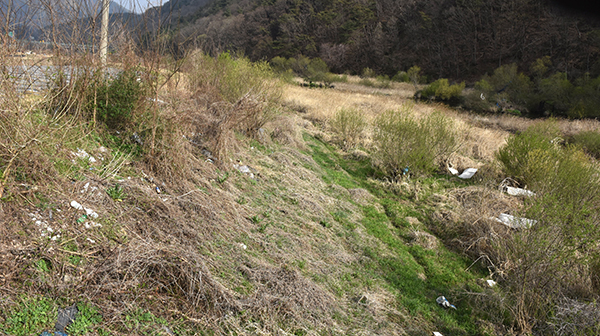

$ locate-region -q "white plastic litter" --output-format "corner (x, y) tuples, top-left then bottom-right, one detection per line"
(29, 213), (60, 239)
(487, 279), (497, 287)
(505, 187), (535, 197)
(71, 200), (99, 219)
(436, 296), (456, 309)
(458, 168), (478, 179)
(493, 213), (537, 229)
(84, 222), (102, 229)
(70, 201), (84, 210)
(448, 167), (459, 175)
(433, 332), (444, 336)
(234, 164), (255, 179)
(239, 243), (247, 250)
(74, 148), (97, 163)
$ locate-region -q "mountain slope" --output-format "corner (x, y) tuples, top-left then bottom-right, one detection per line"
(165, 0), (600, 81)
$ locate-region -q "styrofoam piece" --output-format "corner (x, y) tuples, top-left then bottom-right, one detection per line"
(70, 200), (84, 210)
(486, 279), (497, 287)
(505, 186), (535, 197)
(448, 167), (459, 175)
(458, 168), (477, 179)
(433, 332), (444, 336)
(494, 213), (537, 229)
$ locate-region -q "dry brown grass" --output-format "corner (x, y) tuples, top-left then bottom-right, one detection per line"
(432, 185), (523, 263)
(4, 40), (600, 335)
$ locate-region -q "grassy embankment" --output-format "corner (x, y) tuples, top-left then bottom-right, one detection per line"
(1, 50), (600, 336)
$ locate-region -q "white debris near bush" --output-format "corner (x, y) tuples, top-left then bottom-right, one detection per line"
(493, 213), (537, 229)
(448, 166), (478, 179)
(71, 200), (99, 219)
(234, 164), (255, 179)
(29, 213), (60, 240)
(505, 186), (536, 197)
(72, 148), (97, 163)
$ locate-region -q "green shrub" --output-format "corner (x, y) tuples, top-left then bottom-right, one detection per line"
(495, 129), (600, 332)
(270, 56), (289, 74)
(392, 71), (410, 83)
(420, 79), (465, 104)
(361, 67), (376, 78)
(329, 108), (367, 149)
(375, 75), (392, 88)
(359, 78), (375, 87)
(2, 296), (56, 336)
(407, 66), (421, 87)
(538, 72), (574, 114)
(373, 106), (459, 177)
(571, 130), (600, 159)
(186, 51), (282, 158)
(67, 302), (103, 335)
(93, 69), (144, 130)
(477, 63), (534, 111)
(496, 120), (562, 185)
(323, 73), (348, 84)
(570, 74), (600, 118)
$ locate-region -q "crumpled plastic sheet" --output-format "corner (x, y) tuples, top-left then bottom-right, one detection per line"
(493, 213), (537, 229)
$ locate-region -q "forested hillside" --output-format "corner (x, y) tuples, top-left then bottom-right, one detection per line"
(163, 0), (600, 80)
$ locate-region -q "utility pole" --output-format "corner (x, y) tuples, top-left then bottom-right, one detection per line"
(99, 0), (110, 67)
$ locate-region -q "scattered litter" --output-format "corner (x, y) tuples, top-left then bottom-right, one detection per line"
(29, 213), (60, 240)
(86, 238), (96, 244)
(505, 186), (535, 197)
(55, 304), (78, 333)
(149, 97), (166, 104)
(131, 132), (143, 145)
(448, 166), (477, 179)
(458, 168), (478, 179)
(84, 222), (102, 229)
(80, 183), (99, 194)
(234, 164), (255, 179)
(236, 164), (251, 174)
(493, 213), (537, 229)
(487, 279), (497, 287)
(85, 208), (98, 219)
(436, 296), (456, 310)
(206, 158), (214, 163)
(155, 186), (161, 194)
(201, 149), (215, 161)
(77, 215), (87, 224)
(239, 243), (247, 250)
(71, 201), (99, 219)
(433, 332), (444, 336)
(73, 148), (96, 163)
(70, 201), (84, 210)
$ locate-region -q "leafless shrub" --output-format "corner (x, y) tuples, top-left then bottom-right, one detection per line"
(185, 51), (282, 161)
(88, 241), (240, 317)
(240, 263), (337, 325)
(549, 297), (600, 335)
